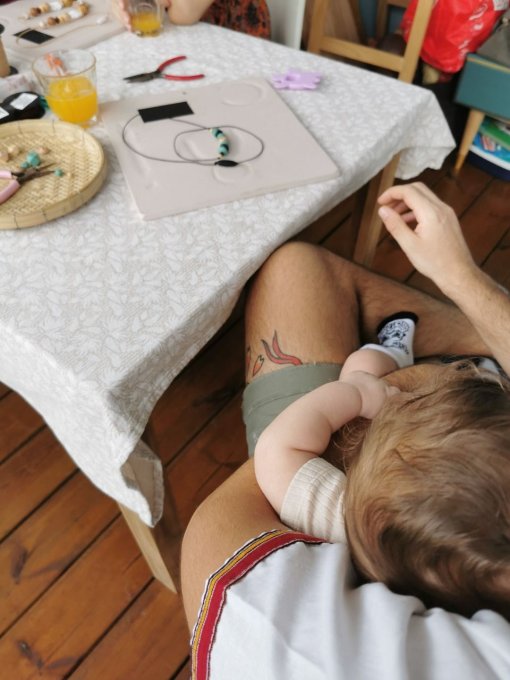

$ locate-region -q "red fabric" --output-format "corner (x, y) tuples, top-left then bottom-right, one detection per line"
(401, 0), (507, 73)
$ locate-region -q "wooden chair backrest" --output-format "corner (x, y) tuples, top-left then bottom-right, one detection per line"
(307, 0), (435, 83)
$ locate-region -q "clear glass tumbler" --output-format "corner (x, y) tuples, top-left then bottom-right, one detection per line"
(33, 49), (98, 127)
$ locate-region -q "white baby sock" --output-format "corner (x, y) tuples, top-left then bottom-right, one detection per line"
(361, 311), (419, 369)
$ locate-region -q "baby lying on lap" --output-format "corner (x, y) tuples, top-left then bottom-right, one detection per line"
(254, 312), (510, 619)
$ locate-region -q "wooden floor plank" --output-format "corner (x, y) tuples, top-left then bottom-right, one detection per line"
(297, 196), (356, 245)
(68, 584), (188, 680)
(483, 227), (510, 290)
(0, 521), (150, 679)
(172, 659), (191, 679)
(169, 394), (246, 527)
(67, 396), (246, 679)
(149, 321), (244, 466)
(0, 429), (75, 541)
(0, 393), (44, 464)
(0, 473), (116, 636)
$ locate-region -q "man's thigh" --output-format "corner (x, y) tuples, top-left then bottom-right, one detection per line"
(245, 242), (489, 380)
(242, 242), (489, 454)
(244, 242), (360, 381)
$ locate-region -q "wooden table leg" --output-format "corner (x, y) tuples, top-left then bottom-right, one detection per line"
(453, 108), (484, 177)
(119, 419), (182, 593)
(353, 153), (400, 267)
(119, 476), (182, 593)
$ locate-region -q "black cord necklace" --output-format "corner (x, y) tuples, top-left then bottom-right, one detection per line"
(122, 114), (265, 167)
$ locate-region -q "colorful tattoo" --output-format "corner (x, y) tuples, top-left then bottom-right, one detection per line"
(262, 331), (303, 366)
(252, 354), (264, 376)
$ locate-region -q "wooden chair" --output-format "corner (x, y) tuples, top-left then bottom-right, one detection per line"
(307, 0), (435, 267)
(308, 0), (434, 84)
(375, 0), (412, 42)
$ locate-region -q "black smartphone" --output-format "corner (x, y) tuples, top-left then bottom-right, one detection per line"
(13, 29), (54, 44)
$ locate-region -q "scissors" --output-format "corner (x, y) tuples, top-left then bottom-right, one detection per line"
(123, 56), (205, 83)
(0, 165), (54, 204)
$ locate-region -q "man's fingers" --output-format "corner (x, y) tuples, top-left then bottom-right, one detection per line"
(401, 210), (416, 224)
(378, 205), (417, 251)
(378, 183), (442, 222)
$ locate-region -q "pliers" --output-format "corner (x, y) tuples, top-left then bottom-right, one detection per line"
(123, 56), (204, 83)
(0, 165), (54, 204)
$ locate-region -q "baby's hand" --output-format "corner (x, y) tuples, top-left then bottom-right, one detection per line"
(341, 371), (399, 419)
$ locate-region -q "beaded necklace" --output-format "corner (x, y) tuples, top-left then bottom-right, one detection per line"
(122, 114), (265, 167)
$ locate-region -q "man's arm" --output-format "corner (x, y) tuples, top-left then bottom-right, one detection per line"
(378, 182), (510, 376)
(180, 460), (288, 629)
(254, 372), (397, 514)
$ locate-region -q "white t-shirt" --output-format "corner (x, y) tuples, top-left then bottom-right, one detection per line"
(193, 530), (510, 679)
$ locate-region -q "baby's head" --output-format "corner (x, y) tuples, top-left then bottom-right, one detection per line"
(344, 363), (510, 618)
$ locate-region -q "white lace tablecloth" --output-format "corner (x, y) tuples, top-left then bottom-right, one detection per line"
(0, 23), (454, 525)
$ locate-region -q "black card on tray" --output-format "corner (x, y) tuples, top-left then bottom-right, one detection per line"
(138, 101), (194, 123)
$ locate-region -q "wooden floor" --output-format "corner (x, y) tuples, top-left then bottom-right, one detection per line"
(1, 155), (509, 679)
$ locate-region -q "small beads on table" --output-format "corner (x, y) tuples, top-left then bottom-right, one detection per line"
(54, 168), (64, 177)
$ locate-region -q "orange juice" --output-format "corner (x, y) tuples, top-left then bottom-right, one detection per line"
(131, 10), (162, 36)
(46, 75), (98, 126)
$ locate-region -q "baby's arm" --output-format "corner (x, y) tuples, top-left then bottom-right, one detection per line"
(254, 372), (397, 515)
(340, 347), (398, 381)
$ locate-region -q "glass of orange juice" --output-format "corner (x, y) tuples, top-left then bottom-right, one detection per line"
(33, 49), (98, 127)
(128, 0), (163, 37)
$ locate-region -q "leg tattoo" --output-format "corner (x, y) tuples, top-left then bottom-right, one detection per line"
(261, 331), (303, 367)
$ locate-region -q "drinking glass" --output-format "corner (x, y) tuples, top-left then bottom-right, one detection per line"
(128, 0), (163, 37)
(33, 49), (98, 127)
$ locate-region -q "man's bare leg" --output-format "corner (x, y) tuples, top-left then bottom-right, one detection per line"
(245, 242), (489, 381)
(245, 242), (360, 381)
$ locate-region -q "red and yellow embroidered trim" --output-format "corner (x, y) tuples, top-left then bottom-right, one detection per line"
(191, 529), (324, 679)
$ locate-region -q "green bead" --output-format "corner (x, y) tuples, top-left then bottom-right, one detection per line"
(26, 151), (41, 167)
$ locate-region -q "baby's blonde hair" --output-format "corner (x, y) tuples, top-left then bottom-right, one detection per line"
(344, 363), (510, 618)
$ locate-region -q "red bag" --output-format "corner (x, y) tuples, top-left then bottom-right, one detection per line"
(401, 0), (509, 73)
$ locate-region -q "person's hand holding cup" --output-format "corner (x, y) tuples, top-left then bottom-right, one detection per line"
(116, 0), (165, 36)
(33, 49), (98, 127)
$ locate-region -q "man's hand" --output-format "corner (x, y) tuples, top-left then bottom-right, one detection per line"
(341, 371), (399, 420)
(377, 182), (477, 297)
